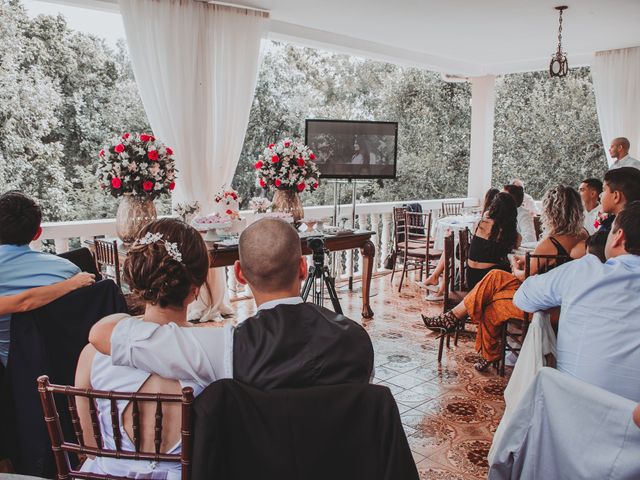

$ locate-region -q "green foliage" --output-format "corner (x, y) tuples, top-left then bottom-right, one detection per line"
(1, 1), (606, 223)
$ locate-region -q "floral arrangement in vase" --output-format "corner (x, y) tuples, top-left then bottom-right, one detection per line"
(174, 201), (201, 224)
(97, 132), (177, 199)
(249, 196), (272, 213)
(255, 138), (320, 193)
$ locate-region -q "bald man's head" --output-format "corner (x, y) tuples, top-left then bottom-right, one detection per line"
(238, 218), (303, 293)
(610, 137), (631, 160)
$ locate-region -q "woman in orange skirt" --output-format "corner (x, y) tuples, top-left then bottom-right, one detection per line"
(422, 186), (588, 371)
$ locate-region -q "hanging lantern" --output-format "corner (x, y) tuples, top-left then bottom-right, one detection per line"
(549, 6), (569, 77)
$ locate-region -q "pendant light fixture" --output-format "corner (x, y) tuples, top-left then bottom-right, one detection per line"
(549, 6), (569, 77)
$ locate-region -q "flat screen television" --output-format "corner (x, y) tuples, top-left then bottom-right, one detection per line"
(305, 119), (398, 179)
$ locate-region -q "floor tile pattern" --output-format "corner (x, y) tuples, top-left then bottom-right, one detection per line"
(232, 273), (510, 479)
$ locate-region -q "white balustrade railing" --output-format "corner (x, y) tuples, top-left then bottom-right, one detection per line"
(36, 197), (478, 289)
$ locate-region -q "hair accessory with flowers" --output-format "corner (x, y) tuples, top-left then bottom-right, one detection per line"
(255, 138), (320, 193)
(97, 132), (177, 200)
(136, 232), (183, 263)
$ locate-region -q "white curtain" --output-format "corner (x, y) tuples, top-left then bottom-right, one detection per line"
(119, 0), (269, 320)
(591, 47), (640, 166)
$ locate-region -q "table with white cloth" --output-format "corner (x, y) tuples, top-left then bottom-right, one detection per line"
(432, 214), (480, 251)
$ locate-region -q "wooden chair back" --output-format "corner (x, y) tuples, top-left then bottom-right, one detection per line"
(458, 228), (470, 291)
(93, 238), (121, 287)
(442, 232), (456, 309)
(533, 215), (543, 240)
(440, 201), (464, 217)
(403, 211), (432, 253)
(37, 375), (194, 480)
(498, 252), (571, 375)
(392, 206), (408, 251)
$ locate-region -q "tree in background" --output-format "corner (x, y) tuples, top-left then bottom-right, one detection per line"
(1, 1), (606, 221)
(492, 69), (606, 197)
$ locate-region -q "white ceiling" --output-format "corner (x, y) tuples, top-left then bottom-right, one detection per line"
(46, 0), (640, 75)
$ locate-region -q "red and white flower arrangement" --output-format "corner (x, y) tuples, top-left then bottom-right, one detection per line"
(255, 138), (320, 193)
(97, 132), (177, 200)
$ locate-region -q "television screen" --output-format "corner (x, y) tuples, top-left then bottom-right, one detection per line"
(305, 120), (398, 179)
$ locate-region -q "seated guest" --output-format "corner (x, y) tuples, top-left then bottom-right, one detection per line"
(511, 179), (538, 216)
(466, 192), (520, 290)
(578, 178), (602, 235)
(597, 167), (640, 232)
(0, 191), (80, 367)
(571, 167), (640, 258)
(424, 188), (501, 300)
(513, 202), (640, 402)
(422, 185), (587, 371)
(75, 218), (214, 477)
(504, 184), (537, 243)
(0, 273), (95, 315)
(89, 218), (373, 390)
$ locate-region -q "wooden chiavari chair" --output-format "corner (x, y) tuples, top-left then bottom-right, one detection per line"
(497, 252), (570, 376)
(440, 201), (464, 217)
(93, 238), (121, 288)
(398, 211), (440, 292)
(390, 206), (408, 284)
(37, 375), (194, 480)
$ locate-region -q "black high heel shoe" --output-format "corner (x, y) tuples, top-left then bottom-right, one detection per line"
(421, 311), (460, 333)
(474, 358), (491, 372)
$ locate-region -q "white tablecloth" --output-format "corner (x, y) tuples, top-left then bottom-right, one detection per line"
(432, 215), (480, 251)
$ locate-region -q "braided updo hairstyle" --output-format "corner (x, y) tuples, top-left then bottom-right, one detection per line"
(124, 218), (209, 308)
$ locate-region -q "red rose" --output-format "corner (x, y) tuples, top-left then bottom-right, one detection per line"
(165, 147), (173, 155)
(150, 136), (156, 142)
(122, 133), (130, 140)
(271, 155), (279, 163)
(143, 181), (154, 191)
(297, 158), (305, 167)
(169, 181), (175, 190)
(140, 134), (151, 142)
(111, 177), (122, 189)
(255, 161), (263, 169)
(232, 193), (238, 200)
(268, 143), (275, 149)
(259, 178), (266, 188)
(313, 182), (318, 189)
(148, 150), (159, 161)
(114, 144), (125, 153)
(284, 141), (291, 148)
(99, 149), (105, 157)
(309, 152), (316, 160)
(297, 183), (305, 192)
(275, 179), (282, 188)
(226, 209), (233, 215)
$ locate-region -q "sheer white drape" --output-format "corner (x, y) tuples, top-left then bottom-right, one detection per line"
(591, 47), (640, 166)
(119, 0), (268, 320)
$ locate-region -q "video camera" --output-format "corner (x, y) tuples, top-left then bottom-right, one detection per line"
(307, 237), (327, 266)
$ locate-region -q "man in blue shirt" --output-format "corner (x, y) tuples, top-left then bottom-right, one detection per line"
(514, 201), (640, 402)
(0, 191), (80, 366)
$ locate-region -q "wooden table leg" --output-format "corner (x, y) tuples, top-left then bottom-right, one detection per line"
(360, 240), (375, 318)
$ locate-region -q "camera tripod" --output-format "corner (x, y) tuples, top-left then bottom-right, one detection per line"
(300, 244), (343, 314)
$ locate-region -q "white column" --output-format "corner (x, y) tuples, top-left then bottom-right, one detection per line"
(467, 75), (496, 200)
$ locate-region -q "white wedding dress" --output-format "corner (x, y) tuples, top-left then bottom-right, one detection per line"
(80, 352), (204, 479)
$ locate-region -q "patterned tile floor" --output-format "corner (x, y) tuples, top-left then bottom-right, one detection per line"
(232, 272), (511, 480)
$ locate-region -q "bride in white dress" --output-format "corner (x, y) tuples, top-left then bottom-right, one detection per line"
(74, 218), (223, 479)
